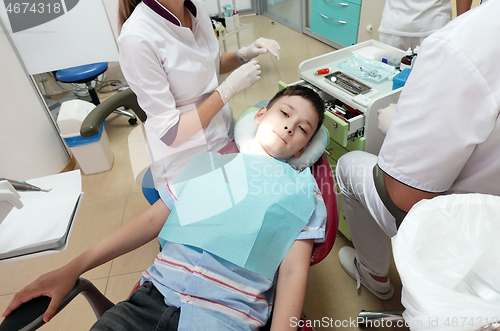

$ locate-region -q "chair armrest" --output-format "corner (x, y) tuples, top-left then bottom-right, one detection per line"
(80, 88), (147, 138)
(372, 164), (407, 229)
(76, 278), (115, 319)
(357, 310), (404, 326)
(0, 278), (114, 331)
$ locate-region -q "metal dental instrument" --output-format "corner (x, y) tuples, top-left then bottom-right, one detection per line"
(359, 66), (382, 80)
(324, 71), (372, 95)
(0, 178), (52, 192)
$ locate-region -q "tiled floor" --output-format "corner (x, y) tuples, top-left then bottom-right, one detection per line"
(0, 15), (406, 330)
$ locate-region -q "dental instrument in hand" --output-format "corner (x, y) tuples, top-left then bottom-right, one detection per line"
(0, 178), (52, 192)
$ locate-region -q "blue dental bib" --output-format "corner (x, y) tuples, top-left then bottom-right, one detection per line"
(158, 152), (315, 280)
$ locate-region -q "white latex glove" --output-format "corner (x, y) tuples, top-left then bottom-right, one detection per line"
(377, 103), (396, 135)
(216, 60), (261, 104)
(237, 38), (280, 62)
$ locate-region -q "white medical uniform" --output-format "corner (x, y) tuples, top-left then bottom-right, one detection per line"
(378, 0), (453, 50)
(338, 0), (500, 277)
(118, 0), (235, 186)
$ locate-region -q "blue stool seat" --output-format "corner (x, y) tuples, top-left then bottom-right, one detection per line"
(55, 62), (108, 84)
(55, 62), (108, 106)
(142, 167), (160, 205)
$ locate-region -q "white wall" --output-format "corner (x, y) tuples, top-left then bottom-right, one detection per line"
(103, 0), (120, 40)
(0, 23), (69, 180)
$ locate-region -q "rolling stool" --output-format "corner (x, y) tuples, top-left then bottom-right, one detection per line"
(55, 62), (137, 125)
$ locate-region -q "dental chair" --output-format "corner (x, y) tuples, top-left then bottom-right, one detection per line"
(54, 63), (138, 125)
(78, 87), (158, 204)
(0, 88), (339, 331)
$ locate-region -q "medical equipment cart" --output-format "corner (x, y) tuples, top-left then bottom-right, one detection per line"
(285, 40), (406, 239)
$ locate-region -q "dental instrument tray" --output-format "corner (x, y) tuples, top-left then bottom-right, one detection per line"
(324, 71), (371, 96)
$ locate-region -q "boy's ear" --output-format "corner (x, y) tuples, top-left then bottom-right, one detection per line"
(294, 141), (311, 159)
(253, 106), (267, 124)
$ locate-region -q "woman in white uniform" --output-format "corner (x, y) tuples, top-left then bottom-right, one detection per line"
(378, 0), (472, 50)
(117, 0), (280, 186)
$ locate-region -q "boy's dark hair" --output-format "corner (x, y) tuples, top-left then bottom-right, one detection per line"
(267, 85), (325, 135)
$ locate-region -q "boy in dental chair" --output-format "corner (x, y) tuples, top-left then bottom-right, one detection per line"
(3, 86), (327, 331)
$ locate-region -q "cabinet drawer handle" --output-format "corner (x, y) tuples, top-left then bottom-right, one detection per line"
(325, 0), (349, 6)
(319, 13), (347, 24)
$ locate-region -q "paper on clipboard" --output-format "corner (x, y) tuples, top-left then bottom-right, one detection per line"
(0, 170), (83, 263)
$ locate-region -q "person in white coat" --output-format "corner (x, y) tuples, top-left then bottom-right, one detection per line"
(117, 0), (281, 187)
(337, 1), (500, 300)
(378, 0), (472, 50)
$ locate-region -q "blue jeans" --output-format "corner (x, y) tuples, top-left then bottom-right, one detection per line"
(91, 281), (179, 331)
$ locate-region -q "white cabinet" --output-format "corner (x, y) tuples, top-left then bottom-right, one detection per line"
(293, 40), (405, 238)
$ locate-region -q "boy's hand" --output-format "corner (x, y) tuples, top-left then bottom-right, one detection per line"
(2, 265), (79, 323)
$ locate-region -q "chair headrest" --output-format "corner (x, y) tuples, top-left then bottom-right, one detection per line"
(234, 103), (329, 170)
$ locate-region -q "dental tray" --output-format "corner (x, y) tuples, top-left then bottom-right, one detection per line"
(324, 71), (372, 95)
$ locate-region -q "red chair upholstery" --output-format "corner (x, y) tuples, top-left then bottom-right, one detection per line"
(310, 153), (339, 265)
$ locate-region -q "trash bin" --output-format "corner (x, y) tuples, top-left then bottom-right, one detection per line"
(57, 100), (114, 175)
(392, 194), (500, 331)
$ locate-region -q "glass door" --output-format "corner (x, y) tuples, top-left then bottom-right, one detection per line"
(260, 0), (302, 32)
(205, 0), (259, 16)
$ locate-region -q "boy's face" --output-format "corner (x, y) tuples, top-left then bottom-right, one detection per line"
(253, 95), (319, 160)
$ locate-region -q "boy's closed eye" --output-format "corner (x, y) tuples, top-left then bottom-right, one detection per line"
(280, 108), (309, 134)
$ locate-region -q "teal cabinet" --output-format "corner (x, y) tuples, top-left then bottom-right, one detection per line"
(310, 8), (359, 46)
(311, 0), (361, 24)
(307, 0), (385, 48)
(310, 0), (361, 46)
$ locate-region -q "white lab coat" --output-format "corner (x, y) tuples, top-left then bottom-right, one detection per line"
(379, 1), (500, 196)
(379, 0), (452, 37)
(118, 1), (234, 186)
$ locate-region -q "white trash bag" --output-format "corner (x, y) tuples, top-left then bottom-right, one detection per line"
(392, 194), (500, 331)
